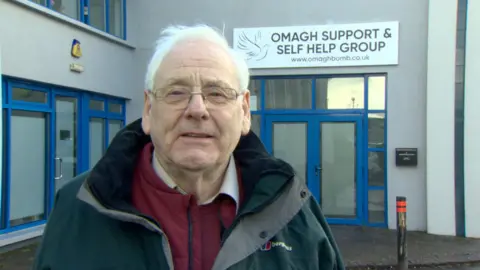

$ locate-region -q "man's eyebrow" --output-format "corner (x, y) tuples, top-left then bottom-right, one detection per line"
(158, 77), (234, 90)
(163, 77), (192, 87)
(201, 79), (233, 88)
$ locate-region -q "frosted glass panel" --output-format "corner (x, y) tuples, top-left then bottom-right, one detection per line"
(265, 79), (312, 109)
(108, 0), (124, 37)
(90, 0), (106, 31)
(272, 123), (307, 182)
(55, 97), (78, 191)
(52, 0), (80, 20)
(108, 120), (122, 144)
(10, 111), (47, 226)
(90, 118), (105, 169)
(315, 77), (364, 109)
(320, 122), (356, 217)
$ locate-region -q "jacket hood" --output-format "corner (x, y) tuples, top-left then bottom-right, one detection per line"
(86, 118), (295, 214)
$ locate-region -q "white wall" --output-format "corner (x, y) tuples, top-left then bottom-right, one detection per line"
(464, 0), (480, 238)
(0, 0), (140, 100)
(425, 0), (457, 236)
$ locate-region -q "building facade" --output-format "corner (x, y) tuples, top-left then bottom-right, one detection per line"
(0, 0), (478, 247)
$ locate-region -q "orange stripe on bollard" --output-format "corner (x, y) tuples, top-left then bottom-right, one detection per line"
(397, 207), (406, 213)
(396, 201), (407, 207)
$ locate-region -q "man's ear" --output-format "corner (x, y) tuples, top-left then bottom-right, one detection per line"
(141, 90), (152, 135)
(241, 90), (251, 135)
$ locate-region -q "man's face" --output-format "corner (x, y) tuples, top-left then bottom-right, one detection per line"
(142, 39), (251, 171)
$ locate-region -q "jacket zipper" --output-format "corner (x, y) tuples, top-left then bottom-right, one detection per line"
(187, 206), (193, 270)
(220, 175), (293, 246)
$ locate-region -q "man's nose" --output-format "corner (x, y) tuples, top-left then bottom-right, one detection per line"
(184, 93), (209, 119)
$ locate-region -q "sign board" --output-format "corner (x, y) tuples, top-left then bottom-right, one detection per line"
(233, 21), (399, 69)
(395, 148), (418, 167)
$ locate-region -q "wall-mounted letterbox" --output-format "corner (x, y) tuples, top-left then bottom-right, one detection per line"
(395, 148), (418, 167)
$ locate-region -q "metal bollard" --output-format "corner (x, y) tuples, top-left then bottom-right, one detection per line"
(396, 196), (407, 270)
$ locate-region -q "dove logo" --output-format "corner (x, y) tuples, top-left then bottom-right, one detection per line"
(236, 31), (270, 61)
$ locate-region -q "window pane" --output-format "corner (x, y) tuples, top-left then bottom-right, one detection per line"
(31, 0), (47, 6)
(368, 189), (385, 223)
(89, 118), (105, 168)
(272, 122), (307, 182)
(455, 65), (464, 83)
(368, 76), (386, 110)
(321, 122), (357, 218)
(108, 0), (124, 37)
(251, 114), (260, 136)
(52, 0), (80, 20)
(89, 99), (105, 111)
(12, 88), (47, 103)
(457, 30), (465, 49)
(108, 120), (122, 144)
(265, 79), (312, 109)
(248, 79), (261, 111)
(108, 102), (122, 114)
(90, 0), (106, 31)
(368, 152), (385, 187)
(55, 96), (78, 192)
(10, 110), (47, 227)
(315, 77), (364, 109)
(368, 113), (385, 148)
(457, 9), (466, 31)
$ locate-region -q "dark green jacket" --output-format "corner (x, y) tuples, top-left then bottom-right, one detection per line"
(33, 119), (344, 270)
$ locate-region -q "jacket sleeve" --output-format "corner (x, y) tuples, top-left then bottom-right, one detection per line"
(307, 197), (346, 270)
(32, 190), (64, 270)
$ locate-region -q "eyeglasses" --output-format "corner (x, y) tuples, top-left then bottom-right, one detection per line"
(149, 86), (241, 108)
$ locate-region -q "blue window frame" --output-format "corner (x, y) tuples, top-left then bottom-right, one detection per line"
(0, 77), (126, 234)
(249, 74), (388, 227)
(31, 0), (127, 39)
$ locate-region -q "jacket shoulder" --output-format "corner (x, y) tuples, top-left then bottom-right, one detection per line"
(55, 171), (90, 204)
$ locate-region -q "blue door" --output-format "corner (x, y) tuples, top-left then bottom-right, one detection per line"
(50, 91), (81, 211)
(265, 114), (363, 225)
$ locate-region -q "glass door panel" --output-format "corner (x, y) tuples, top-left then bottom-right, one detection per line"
(9, 110), (48, 227)
(54, 96), (79, 192)
(320, 121), (357, 218)
(272, 122), (308, 182)
(265, 115), (314, 187)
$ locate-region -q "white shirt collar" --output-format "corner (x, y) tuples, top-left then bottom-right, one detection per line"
(152, 154), (240, 212)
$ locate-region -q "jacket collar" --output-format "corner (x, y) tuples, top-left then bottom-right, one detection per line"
(85, 118), (295, 215)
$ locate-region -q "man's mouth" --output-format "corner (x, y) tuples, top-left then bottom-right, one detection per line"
(181, 133), (213, 138)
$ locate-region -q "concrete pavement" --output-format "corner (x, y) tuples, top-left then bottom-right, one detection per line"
(1, 225), (480, 269)
(333, 225), (480, 269)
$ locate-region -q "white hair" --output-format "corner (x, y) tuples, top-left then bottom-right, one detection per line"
(144, 24), (250, 92)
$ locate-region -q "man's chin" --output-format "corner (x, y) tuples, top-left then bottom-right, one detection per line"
(173, 152), (217, 171)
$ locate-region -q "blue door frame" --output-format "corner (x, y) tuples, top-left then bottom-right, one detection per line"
(0, 77), (127, 234)
(264, 114), (364, 225)
(50, 90), (82, 213)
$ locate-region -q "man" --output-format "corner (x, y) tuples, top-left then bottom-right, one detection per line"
(33, 24), (344, 270)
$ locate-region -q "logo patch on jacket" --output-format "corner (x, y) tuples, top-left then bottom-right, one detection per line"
(260, 240), (292, 251)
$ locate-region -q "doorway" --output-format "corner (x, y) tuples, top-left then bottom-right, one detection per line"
(53, 93), (80, 193)
(264, 114), (363, 224)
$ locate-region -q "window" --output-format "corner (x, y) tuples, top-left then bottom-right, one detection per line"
(265, 78), (312, 109)
(1, 79), (126, 233)
(86, 96), (125, 169)
(51, 0), (80, 20)
(89, 118), (105, 168)
(248, 74), (388, 227)
(31, 0), (126, 39)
